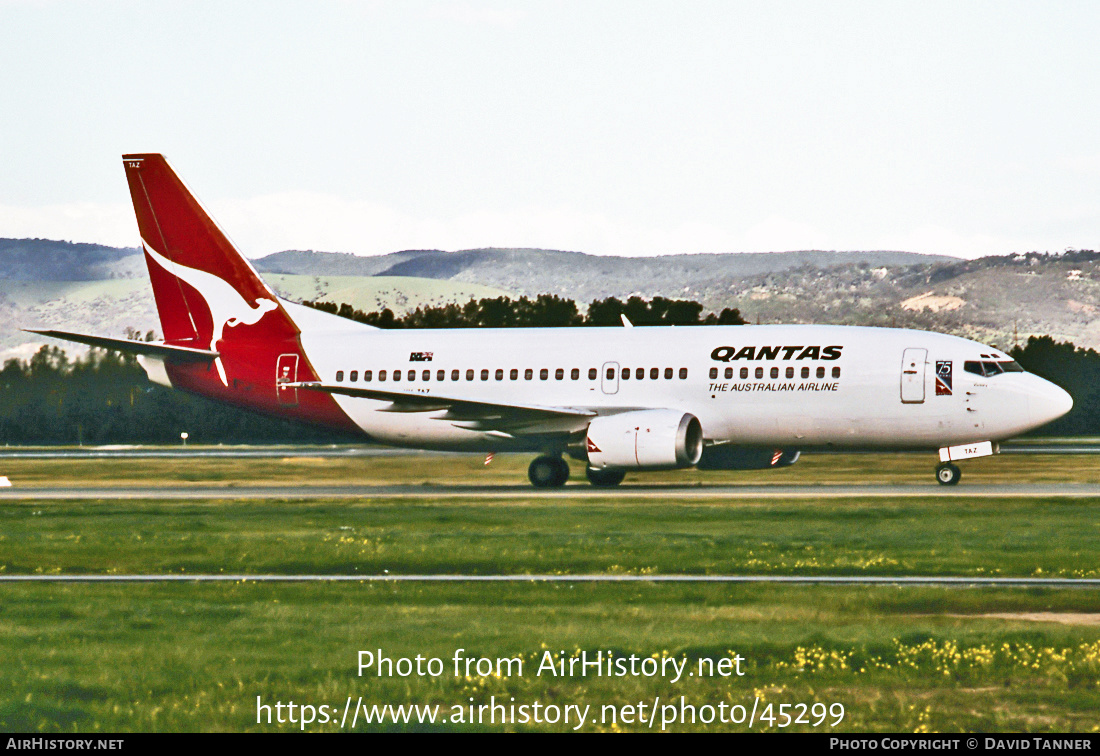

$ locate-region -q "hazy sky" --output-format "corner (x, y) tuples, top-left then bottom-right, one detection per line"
(2, 0), (1099, 259)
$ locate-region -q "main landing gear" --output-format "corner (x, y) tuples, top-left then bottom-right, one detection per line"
(528, 455), (570, 488)
(935, 462), (961, 486)
(586, 467), (625, 488)
(526, 455), (627, 488)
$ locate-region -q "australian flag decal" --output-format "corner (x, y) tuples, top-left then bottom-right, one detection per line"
(936, 360), (953, 396)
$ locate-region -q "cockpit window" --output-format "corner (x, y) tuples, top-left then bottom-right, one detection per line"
(964, 360), (1024, 377)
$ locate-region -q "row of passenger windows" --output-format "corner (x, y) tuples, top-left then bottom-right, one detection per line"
(333, 367), (691, 383)
(710, 365), (841, 380)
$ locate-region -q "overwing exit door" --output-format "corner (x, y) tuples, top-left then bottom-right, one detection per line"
(601, 361), (619, 394)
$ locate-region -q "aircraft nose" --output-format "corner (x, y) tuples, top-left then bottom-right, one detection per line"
(1028, 378), (1073, 427)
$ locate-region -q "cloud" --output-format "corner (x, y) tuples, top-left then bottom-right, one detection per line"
(0, 201), (137, 247)
(421, 1), (524, 28)
(3, 193), (1081, 261)
(211, 193), (824, 258)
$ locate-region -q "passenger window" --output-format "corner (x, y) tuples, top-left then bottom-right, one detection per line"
(589, 368), (598, 380)
(526, 368), (534, 380)
(679, 368), (688, 379)
(350, 370), (358, 382)
(785, 367), (793, 379)
(710, 367), (718, 379)
(336, 370), (344, 382)
(408, 370), (416, 382)
(364, 370), (373, 382)
(495, 369), (503, 380)
(555, 368), (564, 380)
(466, 369), (474, 381)
(740, 367), (748, 379)
(651, 367), (659, 379)
(664, 368), (673, 379)
(571, 368), (580, 380)
(393, 370), (402, 382)
(770, 367), (779, 379)
(540, 368), (548, 380)
(636, 367), (644, 380)
(481, 369), (489, 381)
(437, 370), (445, 381)
(816, 366), (825, 379)
(451, 369), (459, 381)
(622, 368), (630, 380)
(422, 370), (430, 381)
(379, 370), (387, 381)
(832, 367), (841, 379)
(724, 367), (733, 379)
(755, 367), (763, 379)
(510, 369), (518, 380)
(607, 368), (615, 380)
(801, 367), (809, 379)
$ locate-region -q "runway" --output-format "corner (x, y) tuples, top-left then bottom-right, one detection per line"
(0, 446), (435, 459)
(1, 574), (1098, 586)
(1, 441), (1099, 459)
(4, 483), (1100, 499)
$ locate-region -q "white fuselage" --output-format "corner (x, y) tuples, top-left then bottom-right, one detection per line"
(291, 307), (1072, 453)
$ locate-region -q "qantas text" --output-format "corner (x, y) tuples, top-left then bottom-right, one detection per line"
(710, 346), (843, 362)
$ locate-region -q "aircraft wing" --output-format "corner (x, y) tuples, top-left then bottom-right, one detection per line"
(24, 329), (219, 362)
(288, 381), (597, 436)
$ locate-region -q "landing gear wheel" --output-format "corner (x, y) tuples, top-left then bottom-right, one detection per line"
(586, 467), (626, 488)
(529, 455), (569, 488)
(935, 463), (961, 486)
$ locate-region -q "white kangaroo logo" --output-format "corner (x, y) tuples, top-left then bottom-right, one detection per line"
(143, 238), (279, 386)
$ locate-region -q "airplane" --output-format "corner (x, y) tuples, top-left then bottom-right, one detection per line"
(28, 154), (1074, 488)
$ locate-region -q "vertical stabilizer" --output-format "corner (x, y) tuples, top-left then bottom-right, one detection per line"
(122, 154), (296, 350)
(119, 154), (358, 434)
(122, 154), (301, 385)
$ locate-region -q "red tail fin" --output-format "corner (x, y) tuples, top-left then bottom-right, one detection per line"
(122, 154), (296, 350)
(121, 154), (358, 434)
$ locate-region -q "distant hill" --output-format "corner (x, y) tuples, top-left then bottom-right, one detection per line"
(254, 247), (953, 300)
(0, 238), (143, 281)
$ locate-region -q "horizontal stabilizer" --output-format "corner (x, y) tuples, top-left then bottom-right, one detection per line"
(25, 329), (219, 362)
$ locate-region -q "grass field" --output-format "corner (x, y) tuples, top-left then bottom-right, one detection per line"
(2, 451), (1100, 732)
(1, 448), (1098, 487)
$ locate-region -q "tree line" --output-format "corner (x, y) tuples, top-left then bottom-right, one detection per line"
(301, 294), (747, 329)
(0, 293), (1096, 444)
(1009, 335), (1100, 436)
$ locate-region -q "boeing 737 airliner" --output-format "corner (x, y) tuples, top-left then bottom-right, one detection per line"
(29, 154), (1074, 487)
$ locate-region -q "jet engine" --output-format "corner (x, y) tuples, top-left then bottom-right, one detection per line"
(696, 446), (801, 470)
(586, 410), (703, 469)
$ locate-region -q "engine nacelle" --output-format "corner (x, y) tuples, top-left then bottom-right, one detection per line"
(586, 410), (703, 470)
(696, 446), (801, 470)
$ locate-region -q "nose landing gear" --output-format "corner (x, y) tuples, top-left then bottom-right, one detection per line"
(528, 455), (570, 488)
(935, 462), (961, 486)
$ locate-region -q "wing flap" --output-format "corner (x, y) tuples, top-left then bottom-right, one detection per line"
(287, 381), (595, 434)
